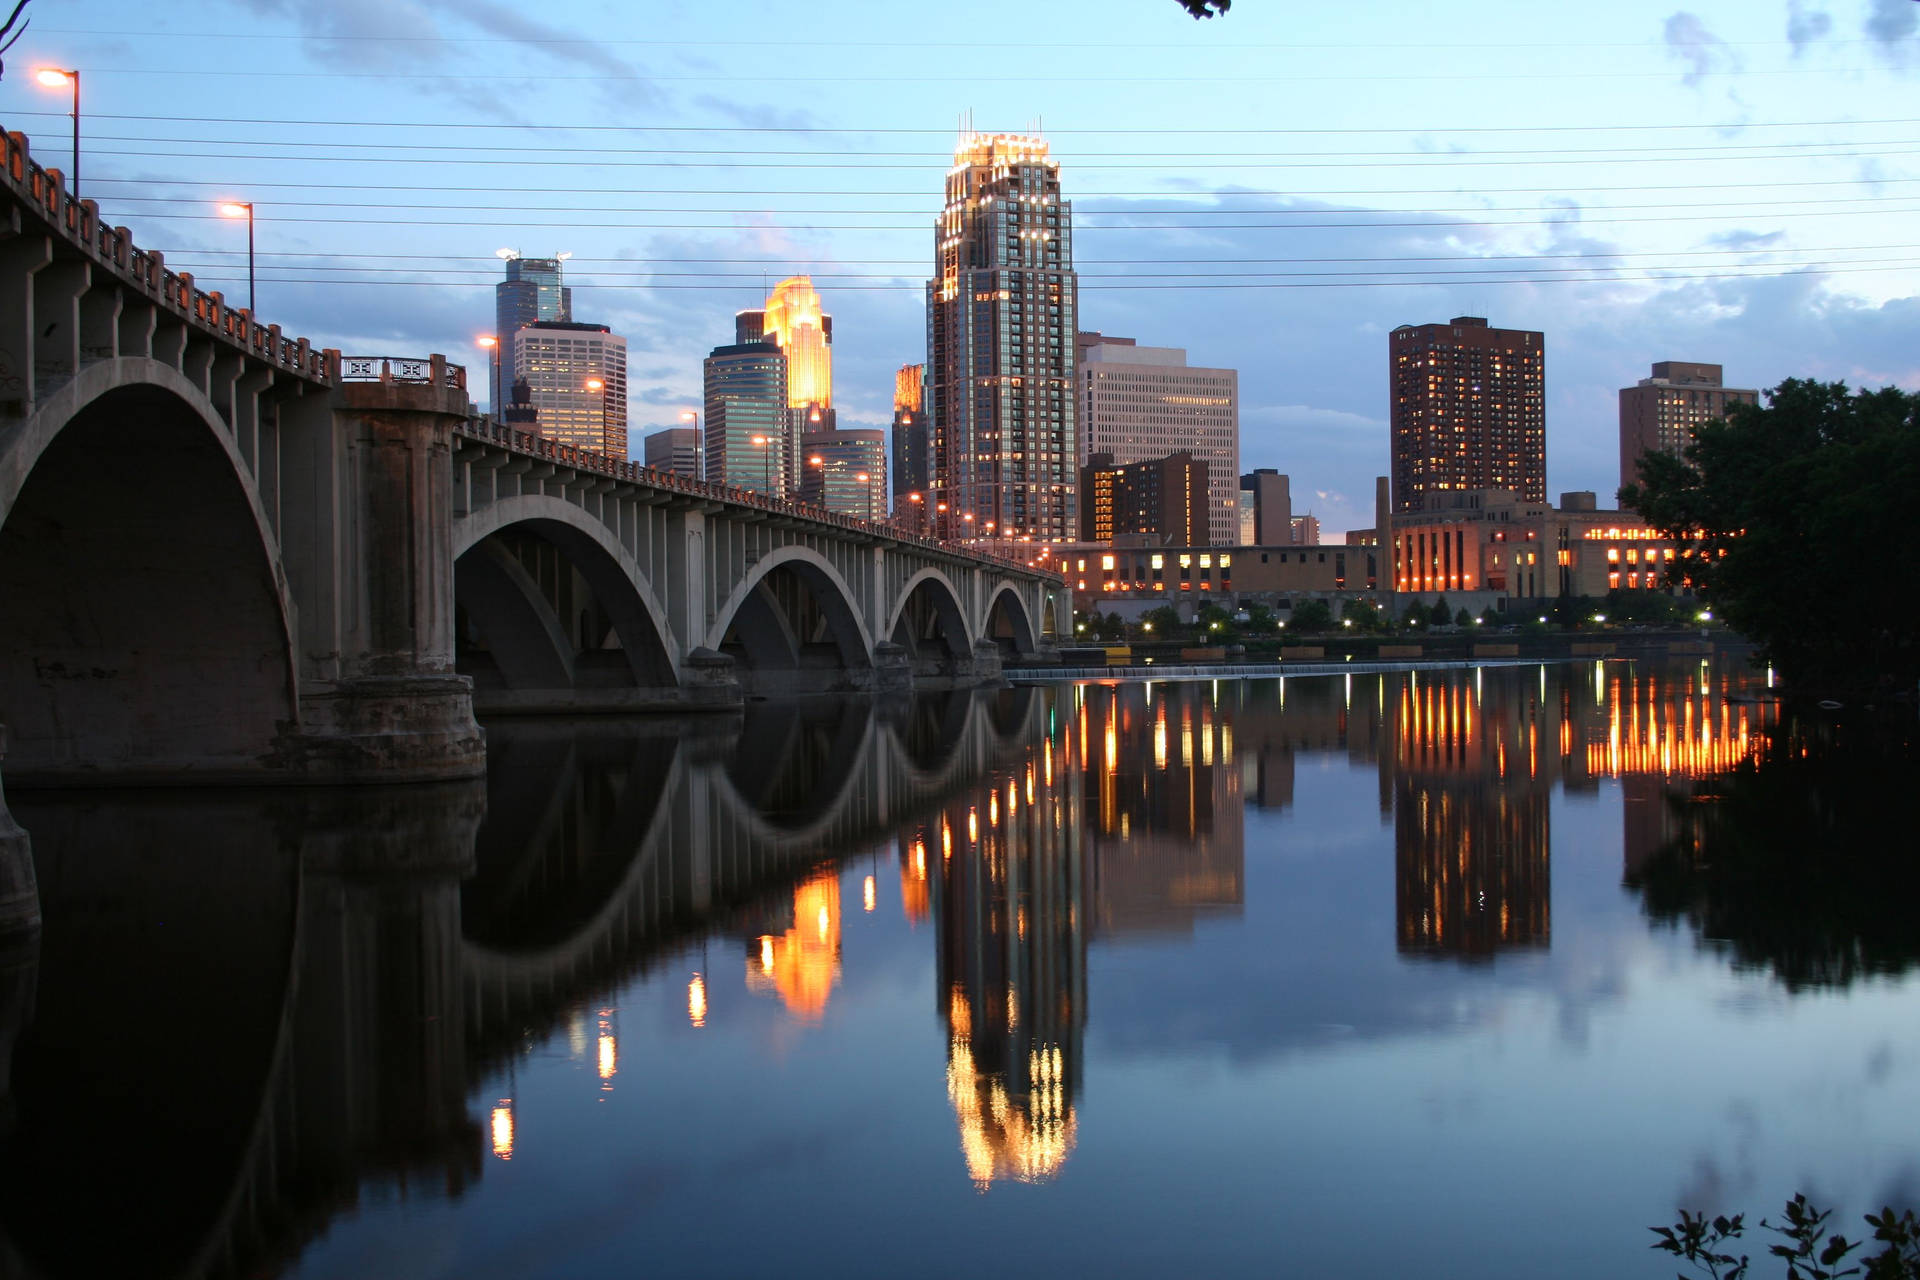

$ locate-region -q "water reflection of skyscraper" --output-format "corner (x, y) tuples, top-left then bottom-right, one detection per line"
(924, 730), (1087, 1188)
(1393, 670), (1554, 960)
(1077, 682), (1245, 937)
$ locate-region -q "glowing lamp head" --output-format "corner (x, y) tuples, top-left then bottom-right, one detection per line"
(220, 203), (252, 219)
(680, 410), (697, 422)
(476, 335), (498, 349)
(35, 68), (73, 89)
(584, 377), (605, 392)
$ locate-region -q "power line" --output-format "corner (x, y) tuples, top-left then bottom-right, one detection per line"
(115, 204), (1920, 231)
(50, 130), (1920, 161)
(165, 261), (1917, 292)
(12, 108), (1918, 135)
(58, 144), (1920, 171)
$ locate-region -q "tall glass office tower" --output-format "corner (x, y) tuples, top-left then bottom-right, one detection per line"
(495, 251), (572, 410)
(925, 133), (1078, 544)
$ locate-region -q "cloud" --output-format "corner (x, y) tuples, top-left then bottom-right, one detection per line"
(228, 0), (660, 111)
(1865, 0), (1920, 66)
(1664, 12), (1741, 86)
(1787, 1), (1835, 54)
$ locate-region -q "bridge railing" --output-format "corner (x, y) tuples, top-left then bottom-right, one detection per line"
(0, 126), (330, 385)
(451, 413), (1059, 579)
(338, 355), (468, 390)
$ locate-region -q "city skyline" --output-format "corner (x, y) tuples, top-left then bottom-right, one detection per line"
(7, 1), (1915, 538)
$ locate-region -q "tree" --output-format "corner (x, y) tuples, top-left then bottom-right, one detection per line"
(1429, 595), (1454, 628)
(1343, 599), (1385, 633)
(1244, 602), (1275, 631)
(1141, 604), (1181, 636)
(1454, 608), (1472, 628)
(1622, 379), (1920, 696)
(1174, 0), (1229, 15)
(1400, 600), (1428, 630)
(1289, 599), (1334, 632)
(1479, 605), (1501, 627)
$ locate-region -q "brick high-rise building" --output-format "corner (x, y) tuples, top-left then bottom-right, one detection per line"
(1618, 361), (1757, 499)
(926, 132), (1078, 542)
(1389, 316), (1544, 514)
(1077, 337), (1239, 545)
(1079, 451), (1209, 546)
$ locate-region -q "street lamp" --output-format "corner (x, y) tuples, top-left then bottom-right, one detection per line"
(33, 68), (79, 197)
(219, 201), (256, 315)
(854, 471), (873, 523)
(584, 377), (607, 451)
(476, 335), (499, 414)
(750, 434), (771, 495)
(680, 409), (700, 478)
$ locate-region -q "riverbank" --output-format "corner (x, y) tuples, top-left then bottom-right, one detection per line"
(1016, 628), (1759, 683)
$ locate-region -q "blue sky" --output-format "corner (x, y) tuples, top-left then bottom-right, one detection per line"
(4, 0), (1916, 536)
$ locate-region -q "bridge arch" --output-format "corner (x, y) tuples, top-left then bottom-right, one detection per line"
(982, 582), (1038, 656)
(885, 567), (973, 664)
(452, 496), (680, 697)
(0, 359), (298, 779)
(705, 545), (874, 682)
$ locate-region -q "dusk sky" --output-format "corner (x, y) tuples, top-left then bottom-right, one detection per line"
(7, 0), (1916, 537)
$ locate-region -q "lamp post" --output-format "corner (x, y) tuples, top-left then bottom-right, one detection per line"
(680, 409), (700, 479)
(476, 335), (499, 415)
(855, 472), (873, 524)
(751, 434), (771, 496)
(584, 377), (607, 452)
(33, 68), (79, 197)
(219, 201), (256, 315)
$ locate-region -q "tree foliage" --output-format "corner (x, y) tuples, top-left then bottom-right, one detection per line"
(1627, 715), (1920, 992)
(1654, 1195), (1920, 1279)
(1621, 379), (1920, 696)
(1173, 0), (1230, 15)
(1288, 599), (1334, 632)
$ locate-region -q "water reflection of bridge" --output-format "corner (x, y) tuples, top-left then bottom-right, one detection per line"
(0, 662), (1776, 1276)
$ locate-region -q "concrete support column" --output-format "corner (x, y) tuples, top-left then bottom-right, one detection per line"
(285, 356), (485, 781)
(0, 726), (38, 937)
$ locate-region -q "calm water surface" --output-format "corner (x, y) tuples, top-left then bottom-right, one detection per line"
(1, 658), (1915, 1279)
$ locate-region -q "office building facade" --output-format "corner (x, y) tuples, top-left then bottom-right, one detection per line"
(800, 428), (886, 521)
(892, 363), (929, 509)
(1237, 469), (1292, 546)
(494, 252), (572, 411)
(1078, 338), (1239, 545)
(703, 341), (789, 495)
(1618, 361), (1757, 497)
(1389, 316), (1545, 514)
(926, 132), (1078, 543)
(642, 426), (701, 478)
(511, 320), (626, 458)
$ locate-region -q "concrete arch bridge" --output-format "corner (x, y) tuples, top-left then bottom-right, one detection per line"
(0, 125), (1063, 818)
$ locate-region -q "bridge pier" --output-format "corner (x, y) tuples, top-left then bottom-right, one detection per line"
(277, 358), (486, 781)
(0, 727), (36, 937)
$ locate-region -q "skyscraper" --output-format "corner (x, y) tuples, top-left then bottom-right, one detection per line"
(926, 132), (1078, 543)
(799, 428), (886, 521)
(642, 426), (701, 478)
(1617, 361), (1757, 499)
(703, 341), (788, 494)
(1079, 451), (1208, 546)
(494, 251), (572, 409)
(1389, 316), (1545, 514)
(1077, 336), (1239, 544)
(511, 320), (626, 458)
(892, 363), (929, 509)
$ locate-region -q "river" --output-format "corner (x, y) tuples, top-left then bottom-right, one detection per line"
(0, 656), (1913, 1279)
